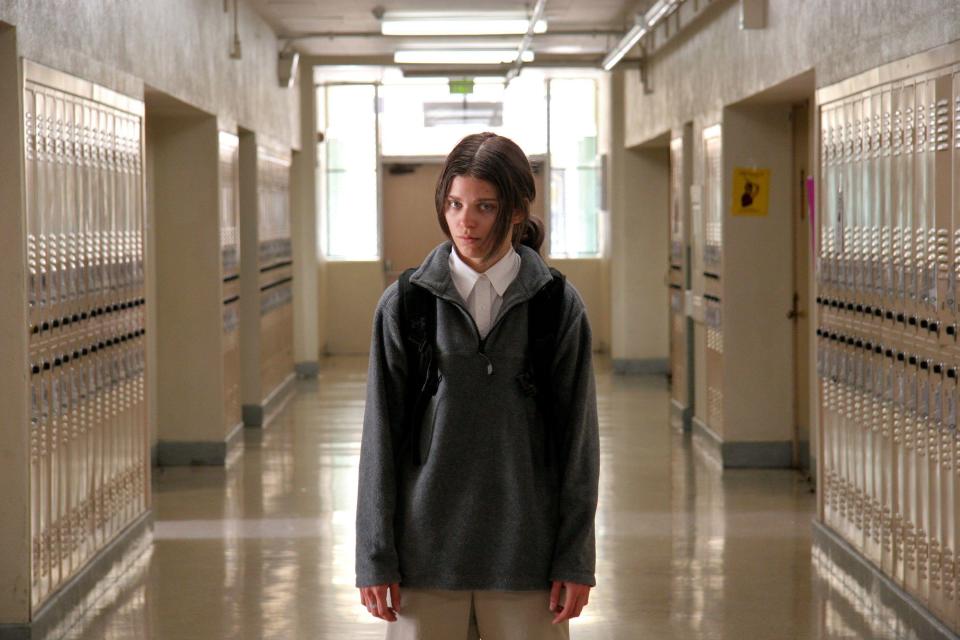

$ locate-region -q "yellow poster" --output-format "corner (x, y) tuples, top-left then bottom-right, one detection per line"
(731, 167), (770, 216)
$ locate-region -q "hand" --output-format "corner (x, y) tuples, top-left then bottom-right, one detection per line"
(549, 580), (591, 624)
(359, 583), (401, 622)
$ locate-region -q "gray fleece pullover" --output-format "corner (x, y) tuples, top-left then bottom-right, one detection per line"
(355, 241), (599, 590)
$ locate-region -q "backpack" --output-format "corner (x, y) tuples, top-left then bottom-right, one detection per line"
(397, 266), (567, 468)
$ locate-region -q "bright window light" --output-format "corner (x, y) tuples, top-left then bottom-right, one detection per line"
(395, 50), (534, 64)
(322, 85), (379, 260)
(381, 12), (547, 36)
(549, 78), (601, 258)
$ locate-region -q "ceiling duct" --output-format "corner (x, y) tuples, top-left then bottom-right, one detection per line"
(423, 100), (503, 127)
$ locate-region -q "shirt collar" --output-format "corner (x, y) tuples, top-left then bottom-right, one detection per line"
(448, 244), (522, 301)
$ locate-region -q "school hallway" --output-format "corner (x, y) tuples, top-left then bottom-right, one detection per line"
(43, 356), (891, 640)
(4, 1), (960, 639)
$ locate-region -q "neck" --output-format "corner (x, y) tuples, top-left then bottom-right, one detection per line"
(458, 238), (514, 274)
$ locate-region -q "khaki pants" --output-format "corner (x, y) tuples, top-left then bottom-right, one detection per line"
(384, 589), (570, 640)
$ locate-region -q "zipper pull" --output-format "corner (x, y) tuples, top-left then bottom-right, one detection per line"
(480, 352), (493, 375)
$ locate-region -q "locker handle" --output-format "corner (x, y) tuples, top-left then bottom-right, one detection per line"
(908, 316), (917, 326)
(947, 325), (957, 336)
(920, 319), (929, 329)
(886, 311), (894, 320)
(928, 322), (939, 333)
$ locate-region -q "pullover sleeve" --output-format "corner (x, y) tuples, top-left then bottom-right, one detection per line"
(549, 285), (600, 587)
(355, 285), (407, 587)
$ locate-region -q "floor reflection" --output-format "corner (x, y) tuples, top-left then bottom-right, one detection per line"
(55, 356), (935, 639)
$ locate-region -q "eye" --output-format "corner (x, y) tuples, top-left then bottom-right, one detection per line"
(480, 202), (497, 212)
(448, 199), (462, 209)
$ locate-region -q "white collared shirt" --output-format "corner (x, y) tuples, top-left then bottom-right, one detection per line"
(449, 245), (522, 339)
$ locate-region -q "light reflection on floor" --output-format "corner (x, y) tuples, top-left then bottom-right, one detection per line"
(57, 356), (931, 639)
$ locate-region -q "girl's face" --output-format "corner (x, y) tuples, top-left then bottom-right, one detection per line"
(444, 175), (521, 272)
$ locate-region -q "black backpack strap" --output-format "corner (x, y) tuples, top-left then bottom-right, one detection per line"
(397, 268), (439, 466)
(525, 267), (567, 468)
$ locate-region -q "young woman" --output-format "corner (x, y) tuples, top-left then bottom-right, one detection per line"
(356, 132), (599, 639)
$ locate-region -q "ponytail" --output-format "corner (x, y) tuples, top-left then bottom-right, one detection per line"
(516, 216), (545, 254)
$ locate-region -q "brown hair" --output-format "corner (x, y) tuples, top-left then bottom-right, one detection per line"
(435, 132), (545, 262)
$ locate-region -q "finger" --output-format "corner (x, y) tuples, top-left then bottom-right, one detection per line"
(390, 583), (402, 614)
(375, 587), (396, 622)
(549, 581), (562, 612)
(571, 594), (586, 619)
(552, 590), (579, 624)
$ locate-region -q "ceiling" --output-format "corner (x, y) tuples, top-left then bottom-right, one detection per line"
(249, 0), (654, 67)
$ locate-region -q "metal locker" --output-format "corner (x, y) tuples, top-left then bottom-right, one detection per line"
(23, 62), (147, 608)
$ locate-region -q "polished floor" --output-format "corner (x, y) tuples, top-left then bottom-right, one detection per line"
(59, 356), (921, 639)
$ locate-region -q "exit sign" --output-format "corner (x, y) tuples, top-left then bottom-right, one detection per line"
(449, 79), (475, 95)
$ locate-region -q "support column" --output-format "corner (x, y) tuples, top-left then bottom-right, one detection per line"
(150, 111), (231, 465)
(609, 70), (671, 374)
(0, 23), (31, 627)
(290, 61), (319, 376)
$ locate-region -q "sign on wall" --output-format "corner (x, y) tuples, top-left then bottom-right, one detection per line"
(731, 167), (770, 216)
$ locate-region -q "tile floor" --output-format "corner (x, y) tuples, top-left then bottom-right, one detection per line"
(58, 356), (923, 639)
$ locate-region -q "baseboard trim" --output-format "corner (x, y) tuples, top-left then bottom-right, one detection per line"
(243, 372), (297, 429)
(670, 399), (693, 432)
(0, 511), (152, 640)
(691, 418), (793, 468)
(155, 421), (244, 467)
(812, 519), (960, 640)
(295, 361), (320, 378)
(612, 358), (670, 375)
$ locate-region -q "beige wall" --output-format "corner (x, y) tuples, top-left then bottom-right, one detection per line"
(720, 103), (795, 443)
(150, 114), (227, 443)
(609, 71), (670, 363)
(623, 0), (960, 148)
(324, 261), (385, 355)
(0, 0), (298, 148)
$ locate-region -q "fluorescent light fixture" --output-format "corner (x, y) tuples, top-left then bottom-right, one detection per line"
(601, 22), (647, 71)
(395, 50), (534, 65)
(381, 12), (547, 36)
(601, 0), (682, 71)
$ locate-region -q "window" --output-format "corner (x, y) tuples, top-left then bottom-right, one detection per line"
(322, 84), (379, 260)
(548, 78), (601, 258)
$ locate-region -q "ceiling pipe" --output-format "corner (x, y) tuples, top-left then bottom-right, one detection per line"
(506, 0), (548, 84)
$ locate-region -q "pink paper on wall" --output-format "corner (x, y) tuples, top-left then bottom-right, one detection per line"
(806, 176), (816, 254)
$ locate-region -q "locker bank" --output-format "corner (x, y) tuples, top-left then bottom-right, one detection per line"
(0, 1), (959, 638)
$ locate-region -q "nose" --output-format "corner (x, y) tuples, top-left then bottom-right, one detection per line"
(459, 208), (478, 232)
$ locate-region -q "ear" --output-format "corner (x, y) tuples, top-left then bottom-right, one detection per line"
(511, 210), (524, 225)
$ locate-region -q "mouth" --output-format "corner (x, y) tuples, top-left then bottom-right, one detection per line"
(459, 236), (481, 244)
